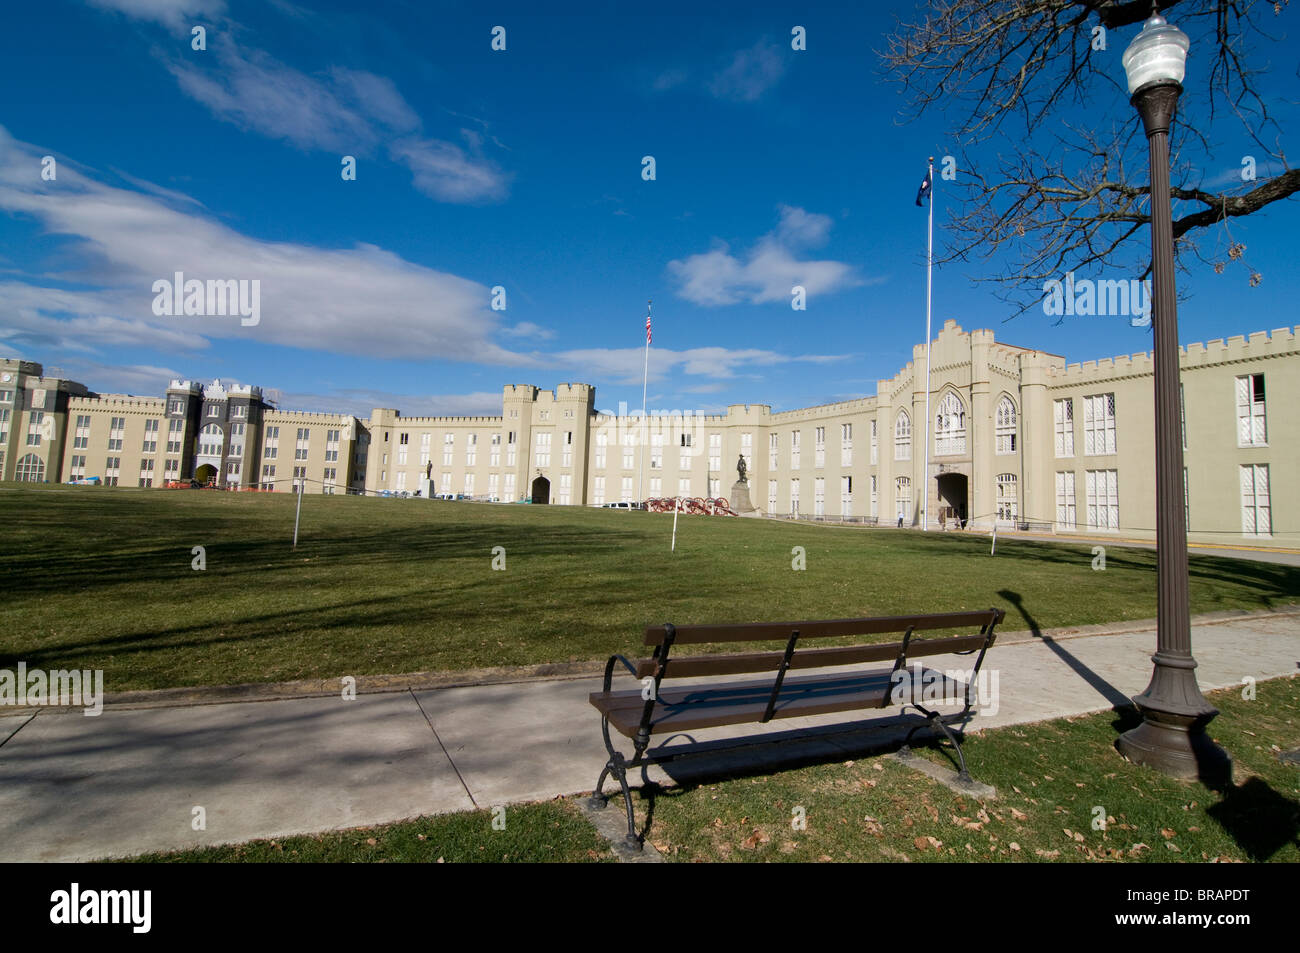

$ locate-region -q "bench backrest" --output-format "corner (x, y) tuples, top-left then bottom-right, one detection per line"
(635, 609), (1005, 682)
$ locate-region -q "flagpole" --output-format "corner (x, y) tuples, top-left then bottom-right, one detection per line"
(922, 156), (934, 532)
(639, 299), (651, 508)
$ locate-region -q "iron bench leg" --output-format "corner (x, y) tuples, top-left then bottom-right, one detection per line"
(899, 704), (976, 786)
(588, 716), (645, 849)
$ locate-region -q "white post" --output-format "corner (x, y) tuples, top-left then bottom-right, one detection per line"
(922, 156), (934, 532)
(639, 300), (651, 509)
(293, 478), (304, 549)
(671, 495), (680, 553)
(990, 523), (997, 557)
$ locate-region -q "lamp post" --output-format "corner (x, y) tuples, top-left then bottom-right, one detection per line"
(1115, 12), (1230, 783)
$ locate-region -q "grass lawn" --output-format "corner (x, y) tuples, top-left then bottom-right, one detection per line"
(643, 676), (1300, 862)
(2, 485), (1297, 692)
(115, 798), (611, 863)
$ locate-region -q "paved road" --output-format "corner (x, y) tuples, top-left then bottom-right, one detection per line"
(1, 610), (1297, 862)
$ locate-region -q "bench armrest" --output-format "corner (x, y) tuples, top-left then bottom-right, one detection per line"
(602, 654), (640, 692)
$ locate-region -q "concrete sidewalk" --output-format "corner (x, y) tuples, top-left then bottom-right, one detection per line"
(2, 609), (1297, 862)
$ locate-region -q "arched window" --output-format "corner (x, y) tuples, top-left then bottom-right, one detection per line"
(894, 411), (911, 461)
(934, 392), (966, 456)
(198, 423), (223, 457)
(15, 453), (45, 482)
(996, 396), (1017, 455)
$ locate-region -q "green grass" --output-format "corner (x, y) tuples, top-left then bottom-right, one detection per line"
(642, 676), (1300, 862)
(2, 485), (1296, 692)
(115, 798), (611, 863)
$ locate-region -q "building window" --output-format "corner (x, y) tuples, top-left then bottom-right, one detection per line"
(815, 427), (825, 469)
(768, 479), (778, 514)
(649, 432), (662, 470)
(895, 477), (911, 521)
(649, 475), (661, 497)
(231, 404), (247, 419)
(104, 456), (121, 486)
(870, 474), (878, 519)
(15, 453), (45, 482)
(323, 468), (337, 494)
(506, 431), (516, 467)
(1083, 394), (1116, 456)
(466, 433), (478, 467)
(490, 433), (501, 467)
(841, 423), (852, 467)
(678, 477), (690, 498)
(164, 459), (180, 481)
(790, 478), (800, 516)
(934, 392), (966, 456)
(814, 476), (825, 516)
(69, 455), (86, 479)
(295, 428), (310, 460)
(262, 464), (276, 489)
(563, 431), (574, 468)
(26, 412), (45, 446)
(840, 475), (852, 515)
(0, 389), (12, 403)
(708, 433), (721, 473)
(139, 458), (155, 487)
(870, 419), (878, 465)
(106, 416), (125, 451)
(198, 423), (223, 456)
(443, 432), (455, 466)
(504, 472), (515, 500)
(621, 476), (633, 502)
(74, 414), (90, 449)
(621, 432), (635, 470)
(536, 431), (552, 468)
(228, 422), (244, 457)
(167, 418), (184, 454)
(292, 466), (306, 490)
(559, 472), (572, 505)
(593, 476), (606, 505)
(996, 473), (1018, 523)
(326, 430), (340, 463)
(596, 432), (607, 469)
(488, 472), (499, 501)
(1085, 469), (1119, 530)
(1180, 384), (1187, 451)
(1055, 471), (1077, 530)
(769, 433), (779, 470)
(740, 432), (753, 476)
(440, 472), (451, 495)
(464, 472), (475, 496)
(264, 425), (279, 458)
(1240, 464), (1270, 536)
(0, 408), (9, 446)
(894, 411), (911, 461)
(1235, 374), (1266, 447)
(1054, 399), (1074, 457)
(995, 397), (1017, 454)
(168, 398), (185, 415)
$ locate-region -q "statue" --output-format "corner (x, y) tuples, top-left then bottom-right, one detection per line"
(426, 461), (432, 479)
(736, 453), (747, 484)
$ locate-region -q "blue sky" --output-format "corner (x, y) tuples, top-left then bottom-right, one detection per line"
(1, 0), (1296, 418)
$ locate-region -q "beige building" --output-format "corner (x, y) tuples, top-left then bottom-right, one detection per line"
(2, 319), (1295, 545)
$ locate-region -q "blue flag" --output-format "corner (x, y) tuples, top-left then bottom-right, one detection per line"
(915, 168), (932, 206)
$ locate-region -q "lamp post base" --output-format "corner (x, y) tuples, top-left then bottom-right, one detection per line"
(1117, 697), (1230, 786)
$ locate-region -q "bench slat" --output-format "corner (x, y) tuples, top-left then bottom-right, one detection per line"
(642, 609), (1002, 646)
(592, 669), (914, 737)
(631, 633), (990, 679)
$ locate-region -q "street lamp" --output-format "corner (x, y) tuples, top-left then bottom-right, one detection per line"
(1115, 12), (1230, 783)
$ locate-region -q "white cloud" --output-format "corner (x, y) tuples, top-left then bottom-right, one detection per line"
(275, 387), (504, 419)
(160, 29), (508, 203)
(668, 205), (872, 306)
(709, 40), (785, 103)
(499, 321), (555, 340)
(86, 0), (225, 28)
(0, 126), (526, 364)
(552, 345), (847, 386)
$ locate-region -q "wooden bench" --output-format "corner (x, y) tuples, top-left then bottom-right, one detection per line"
(588, 608), (1005, 848)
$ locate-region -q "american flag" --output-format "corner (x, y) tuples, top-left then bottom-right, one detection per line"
(645, 307), (652, 345)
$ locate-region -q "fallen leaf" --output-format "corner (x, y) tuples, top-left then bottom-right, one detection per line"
(1010, 808), (1028, 821)
(1160, 828), (1177, 839)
